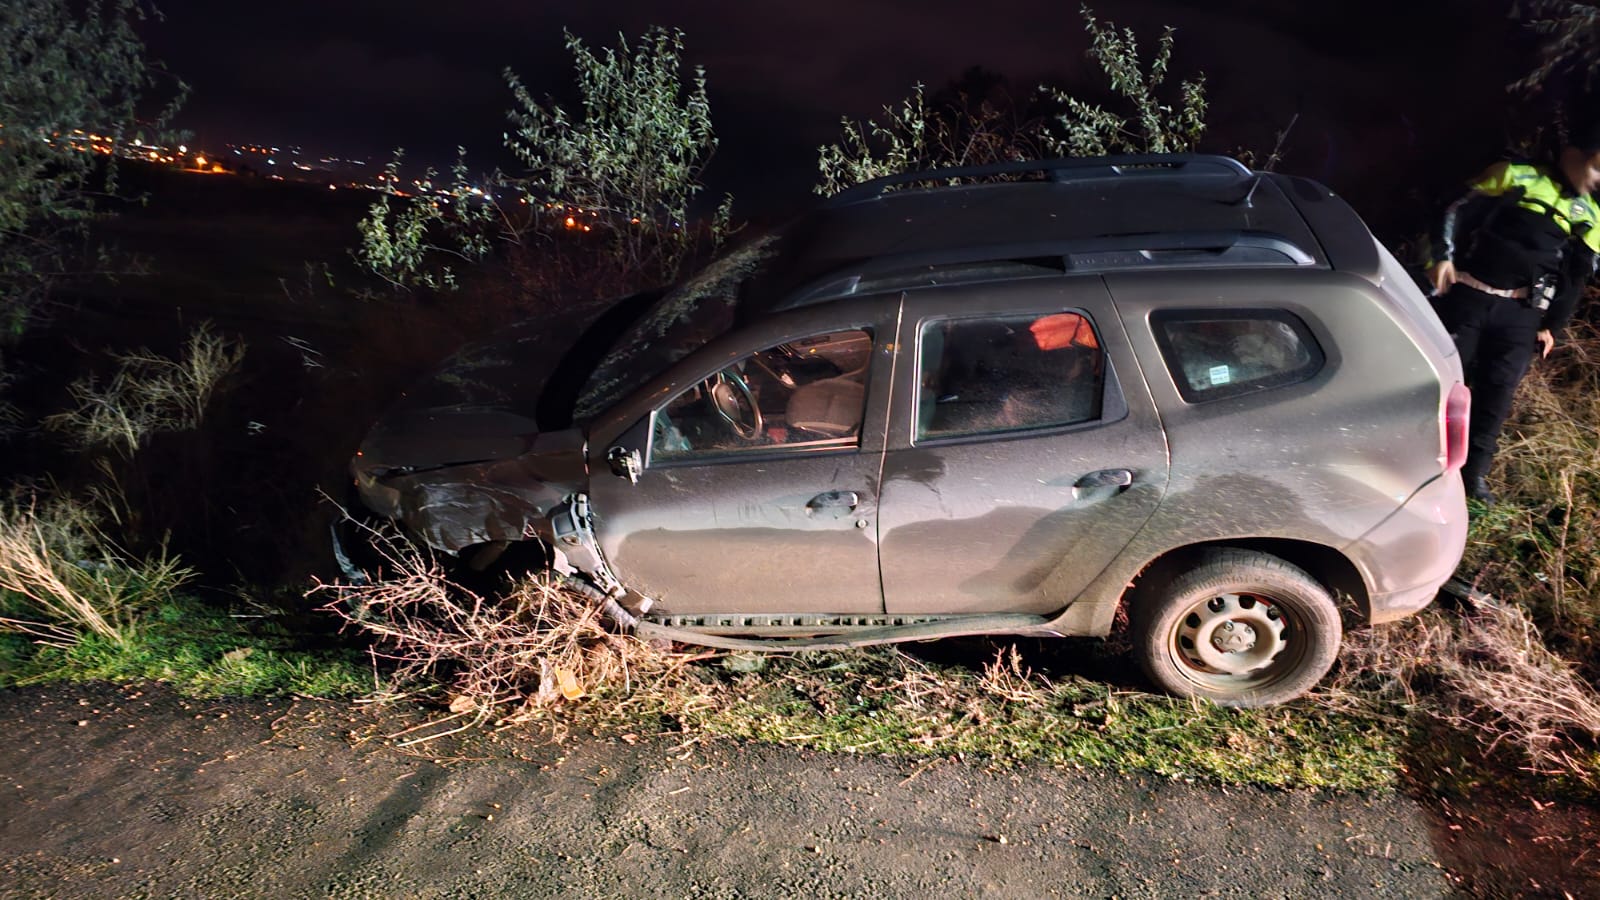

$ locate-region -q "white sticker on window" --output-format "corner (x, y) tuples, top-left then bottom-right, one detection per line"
(1208, 364), (1231, 385)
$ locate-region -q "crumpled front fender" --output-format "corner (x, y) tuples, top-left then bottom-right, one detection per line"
(367, 449), (582, 554)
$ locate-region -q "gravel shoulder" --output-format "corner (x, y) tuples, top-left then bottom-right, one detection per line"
(0, 682), (1593, 898)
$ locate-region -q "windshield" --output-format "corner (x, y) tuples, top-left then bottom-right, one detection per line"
(573, 233), (783, 420)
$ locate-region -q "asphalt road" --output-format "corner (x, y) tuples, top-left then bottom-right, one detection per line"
(1, 682), (1594, 898)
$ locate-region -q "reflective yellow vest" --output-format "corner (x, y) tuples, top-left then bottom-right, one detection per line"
(1471, 162), (1600, 254)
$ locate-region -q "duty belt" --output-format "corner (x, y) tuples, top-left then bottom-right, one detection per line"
(1455, 271), (1529, 300)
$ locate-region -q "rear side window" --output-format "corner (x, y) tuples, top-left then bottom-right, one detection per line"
(1153, 310), (1322, 402)
(917, 311), (1105, 441)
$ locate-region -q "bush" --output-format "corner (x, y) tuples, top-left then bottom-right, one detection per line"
(354, 149), (494, 293)
(0, 0), (184, 342)
(358, 26), (733, 304)
(44, 322), (246, 457)
(504, 26), (731, 284)
(816, 4), (1207, 193)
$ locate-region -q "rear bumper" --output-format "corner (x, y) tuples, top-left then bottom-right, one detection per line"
(1346, 472), (1468, 624)
(1366, 582), (1445, 625)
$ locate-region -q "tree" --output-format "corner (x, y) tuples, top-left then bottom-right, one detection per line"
(816, 4), (1207, 193)
(0, 0), (185, 341)
(1041, 4), (1207, 157)
(354, 149), (495, 292)
(1511, 0), (1600, 97)
(503, 26), (731, 282)
(358, 26), (731, 295)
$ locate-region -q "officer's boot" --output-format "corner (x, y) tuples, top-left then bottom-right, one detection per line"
(1461, 459), (1495, 504)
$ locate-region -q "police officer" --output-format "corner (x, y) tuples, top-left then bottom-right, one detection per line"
(1428, 125), (1600, 502)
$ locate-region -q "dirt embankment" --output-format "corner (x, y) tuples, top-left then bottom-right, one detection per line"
(13, 681), (1576, 898)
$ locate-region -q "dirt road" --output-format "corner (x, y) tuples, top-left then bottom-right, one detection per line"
(1, 682), (1594, 898)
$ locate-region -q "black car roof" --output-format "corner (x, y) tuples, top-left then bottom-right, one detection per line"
(743, 155), (1379, 316)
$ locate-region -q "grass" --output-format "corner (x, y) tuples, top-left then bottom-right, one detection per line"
(314, 548), (1401, 788)
(7, 177), (1597, 790)
(0, 491), (366, 700)
(0, 596), (369, 699)
(0, 492), (195, 647)
(627, 648), (1400, 789)
(44, 322), (246, 457)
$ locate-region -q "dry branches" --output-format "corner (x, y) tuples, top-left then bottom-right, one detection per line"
(314, 526), (669, 730)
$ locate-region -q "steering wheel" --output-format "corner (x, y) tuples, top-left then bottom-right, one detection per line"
(704, 367), (763, 439)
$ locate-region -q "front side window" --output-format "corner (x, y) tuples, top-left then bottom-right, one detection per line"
(1153, 310), (1322, 402)
(917, 311), (1105, 441)
(651, 328), (872, 463)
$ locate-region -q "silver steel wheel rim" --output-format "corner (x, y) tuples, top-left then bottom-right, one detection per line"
(1171, 591), (1294, 685)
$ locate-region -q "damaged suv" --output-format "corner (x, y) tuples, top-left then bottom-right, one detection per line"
(350, 155), (1469, 707)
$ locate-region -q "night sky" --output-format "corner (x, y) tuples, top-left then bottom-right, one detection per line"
(140, 0), (1537, 232)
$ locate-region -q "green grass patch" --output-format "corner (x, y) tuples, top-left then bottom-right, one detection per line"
(564, 648), (1400, 790)
(1, 597), (369, 698)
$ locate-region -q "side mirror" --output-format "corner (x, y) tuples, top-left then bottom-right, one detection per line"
(607, 445), (642, 484)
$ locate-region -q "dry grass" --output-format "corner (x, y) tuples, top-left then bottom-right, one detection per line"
(1330, 602), (1600, 782)
(0, 492), (194, 647)
(321, 531), (1396, 784)
(1438, 602), (1600, 769)
(45, 322), (246, 456)
(0, 499), (122, 645)
(1478, 315), (1600, 651)
(1319, 310), (1600, 782)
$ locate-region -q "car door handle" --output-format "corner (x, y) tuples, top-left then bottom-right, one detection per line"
(1075, 468), (1134, 489)
(807, 490), (859, 510)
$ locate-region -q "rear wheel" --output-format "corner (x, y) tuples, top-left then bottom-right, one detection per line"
(1130, 549), (1341, 707)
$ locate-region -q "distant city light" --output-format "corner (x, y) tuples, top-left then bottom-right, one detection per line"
(178, 144), (187, 153)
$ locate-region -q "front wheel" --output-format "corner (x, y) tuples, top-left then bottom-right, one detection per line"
(1130, 549), (1341, 707)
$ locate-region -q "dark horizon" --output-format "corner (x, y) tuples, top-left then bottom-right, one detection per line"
(138, 0), (1544, 233)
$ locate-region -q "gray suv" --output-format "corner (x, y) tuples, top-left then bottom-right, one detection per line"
(350, 155), (1469, 706)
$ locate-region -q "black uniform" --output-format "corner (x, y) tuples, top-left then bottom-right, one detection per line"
(1430, 160), (1600, 495)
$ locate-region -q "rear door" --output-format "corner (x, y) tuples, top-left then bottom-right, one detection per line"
(877, 279), (1170, 615)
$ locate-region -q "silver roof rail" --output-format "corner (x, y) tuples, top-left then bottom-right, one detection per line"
(824, 154), (1255, 207)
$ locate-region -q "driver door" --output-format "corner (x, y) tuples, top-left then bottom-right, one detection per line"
(587, 306), (897, 615)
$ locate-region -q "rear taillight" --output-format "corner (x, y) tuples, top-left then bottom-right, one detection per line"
(1442, 382), (1470, 472)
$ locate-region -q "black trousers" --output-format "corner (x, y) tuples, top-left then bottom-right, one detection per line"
(1430, 284), (1543, 484)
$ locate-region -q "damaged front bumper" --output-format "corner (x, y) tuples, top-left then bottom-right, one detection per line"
(547, 493), (626, 597)
(350, 425), (590, 552)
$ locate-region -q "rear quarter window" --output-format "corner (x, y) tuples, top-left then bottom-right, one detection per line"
(1152, 309), (1323, 402)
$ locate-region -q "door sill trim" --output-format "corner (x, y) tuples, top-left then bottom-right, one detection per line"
(634, 612), (1054, 651)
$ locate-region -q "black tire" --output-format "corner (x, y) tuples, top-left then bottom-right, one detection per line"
(1130, 549), (1341, 707)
